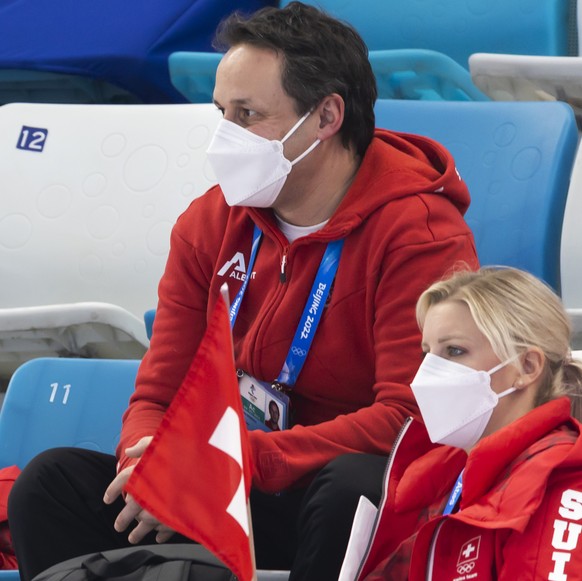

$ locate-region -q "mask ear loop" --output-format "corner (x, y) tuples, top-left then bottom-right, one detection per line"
(487, 353), (521, 376)
(291, 139), (321, 166)
(496, 387), (517, 399)
(280, 109), (322, 166)
(488, 353), (522, 400)
(281, 110), (312, 143)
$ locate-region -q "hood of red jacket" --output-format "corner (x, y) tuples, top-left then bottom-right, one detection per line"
(248, 127), (471, 241)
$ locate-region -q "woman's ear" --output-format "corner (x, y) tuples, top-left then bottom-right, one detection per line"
(516, 347), (546, 389)
(315, 93), (345, 141)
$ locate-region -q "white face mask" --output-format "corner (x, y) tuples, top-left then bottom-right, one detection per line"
(410, 353), (517, 450)
(206, 111), (321, 208)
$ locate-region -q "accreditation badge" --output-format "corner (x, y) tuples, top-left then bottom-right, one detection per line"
(237, 370), (289, 432)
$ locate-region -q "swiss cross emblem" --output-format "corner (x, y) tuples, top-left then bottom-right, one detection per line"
(457, 536), (481, 575)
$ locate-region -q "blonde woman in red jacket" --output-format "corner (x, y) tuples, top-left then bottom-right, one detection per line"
(356, 267), (582, 580)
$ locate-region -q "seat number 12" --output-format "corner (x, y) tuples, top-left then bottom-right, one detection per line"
(17, 126), (48, 152)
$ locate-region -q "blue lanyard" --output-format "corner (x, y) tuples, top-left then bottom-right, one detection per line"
(229, 225), (344, 387)
(443, 470), (464, 515)
(277, 239), (343, 386)
(229, 224), (262, 327)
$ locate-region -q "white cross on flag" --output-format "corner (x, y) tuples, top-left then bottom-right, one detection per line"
(127, 288), (254, 581)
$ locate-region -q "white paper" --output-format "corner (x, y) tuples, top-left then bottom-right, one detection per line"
(338, 495), (378, 581)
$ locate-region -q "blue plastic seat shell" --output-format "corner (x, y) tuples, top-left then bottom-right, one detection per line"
(374, 99), (578, 293)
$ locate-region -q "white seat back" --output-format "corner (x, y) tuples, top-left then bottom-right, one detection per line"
(0, 103), (221, 317)
(562, 144), (582, 349)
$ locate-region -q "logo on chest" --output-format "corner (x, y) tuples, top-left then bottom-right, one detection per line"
(218, 251), (256, 281)
(454, 536), (481, 578)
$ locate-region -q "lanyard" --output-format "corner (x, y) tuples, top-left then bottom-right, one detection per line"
(229, 225), (344, 388)
(229, 224), (262, 327)
(276, 238), (343, 386)
(443, 470), (464, 515)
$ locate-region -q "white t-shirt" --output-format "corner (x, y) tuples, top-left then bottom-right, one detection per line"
(275, 215), (329, 243)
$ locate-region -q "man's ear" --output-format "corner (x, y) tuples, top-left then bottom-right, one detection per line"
(516, 347), (546, 390)
(315, 93), (345, 141)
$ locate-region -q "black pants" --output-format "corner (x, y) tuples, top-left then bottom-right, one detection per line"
(8, 448), (387, 581)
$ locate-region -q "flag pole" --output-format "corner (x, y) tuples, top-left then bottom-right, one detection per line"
(220, 283), (257, 581)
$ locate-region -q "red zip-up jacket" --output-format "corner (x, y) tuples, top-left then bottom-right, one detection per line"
(361, 398), (582, 580)
(118, 128), (478, 492)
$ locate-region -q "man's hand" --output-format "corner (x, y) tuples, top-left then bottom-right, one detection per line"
(103, 436), (175, 544)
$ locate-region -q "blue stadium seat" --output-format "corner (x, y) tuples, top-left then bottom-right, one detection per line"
(374, 100), (578, 293)
(144, 308), (156, 340)
(369, 49), (488, 101)
(0, 358), (138, 470)
(280, 0), (572, 66)
(169, 52), (222, 104)
(0, 358), (139, 580)
(169, 49), (489, 103)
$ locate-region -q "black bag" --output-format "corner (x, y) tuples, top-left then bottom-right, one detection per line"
(31, 544), (237, 581)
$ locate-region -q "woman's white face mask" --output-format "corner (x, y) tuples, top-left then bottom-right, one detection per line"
(206, 111), (320, 208)
(410, 353), (517, 450)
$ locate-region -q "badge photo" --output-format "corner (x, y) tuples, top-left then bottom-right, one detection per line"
(238, 371), (289, 432)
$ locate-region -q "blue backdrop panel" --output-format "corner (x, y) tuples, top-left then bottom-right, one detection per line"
(0, 0), (274, 104)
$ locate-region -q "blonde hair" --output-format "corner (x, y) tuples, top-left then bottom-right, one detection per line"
(416, 267), (582, 421)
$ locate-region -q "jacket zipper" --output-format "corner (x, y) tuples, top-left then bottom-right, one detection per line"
(355, 416), (414, 580)
(280, 250), (288, 283)
(426, 520), (445, 580)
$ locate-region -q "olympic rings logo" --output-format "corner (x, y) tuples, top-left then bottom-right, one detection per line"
(457, 562), (475, 575)
(291, 346), (307, 357)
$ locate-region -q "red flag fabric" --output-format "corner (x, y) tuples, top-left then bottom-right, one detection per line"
(0, 465), (20, 570)
(126, 295), (254, 581)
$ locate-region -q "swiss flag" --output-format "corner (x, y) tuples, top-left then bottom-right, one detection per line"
(126, 287), (254, 581)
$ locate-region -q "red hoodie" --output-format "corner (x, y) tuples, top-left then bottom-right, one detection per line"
(118, 128), (478, 492)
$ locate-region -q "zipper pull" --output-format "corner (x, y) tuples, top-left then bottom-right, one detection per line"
(280, 252), (287, 283)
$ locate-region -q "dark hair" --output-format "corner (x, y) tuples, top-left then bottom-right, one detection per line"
(213, 1), (377, 158)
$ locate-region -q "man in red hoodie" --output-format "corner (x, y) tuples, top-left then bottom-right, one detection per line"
(8, 2), (478, 580)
